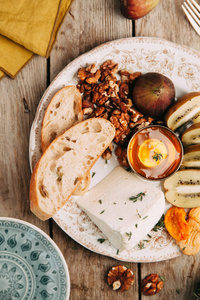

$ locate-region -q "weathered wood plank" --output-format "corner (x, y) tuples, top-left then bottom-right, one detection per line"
(140, 255), (200, 299)
(50, 0), (138, 299)
(135, 0), (200, 299)
(53, 223), (139, 300)
(0, 55), (49, 232)
(136, 0), (200, 52)
(50, 0), (133, 80)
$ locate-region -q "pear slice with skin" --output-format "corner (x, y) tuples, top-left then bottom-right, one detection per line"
(164, 170), (200, 208)
(181, 123), (200, 147)
(165, 92), (200, 131)
(181, 144), (200, 169)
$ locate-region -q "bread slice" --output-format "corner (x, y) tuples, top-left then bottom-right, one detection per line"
(41, 86), (83, 153)
(73, 172), (91, 196)
(30, 118), (115, 220)
(41, 85), (91, 195)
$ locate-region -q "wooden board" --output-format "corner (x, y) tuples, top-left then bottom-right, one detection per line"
(0, 56), (49, 234)
(136, 0), (200, 52)
(136, 1), (200, 299)
(0, 0), (200, 299)
(50, 1), (138, 299)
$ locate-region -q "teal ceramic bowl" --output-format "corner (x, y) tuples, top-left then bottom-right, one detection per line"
(0, 217), (70, 300)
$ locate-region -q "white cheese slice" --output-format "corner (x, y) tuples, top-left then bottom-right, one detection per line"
(77, 166), (165, 251)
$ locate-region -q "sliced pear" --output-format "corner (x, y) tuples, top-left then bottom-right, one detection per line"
(165, 92), (200, 131)
(181, 123), (200, 147)
(181, 145), (200, 169)
(164, 170), (200, 208)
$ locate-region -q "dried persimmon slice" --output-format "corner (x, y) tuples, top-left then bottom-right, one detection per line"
(164, 207), (191, 241)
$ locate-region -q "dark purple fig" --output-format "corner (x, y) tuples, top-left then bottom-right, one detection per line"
(132, 72), (175, 118)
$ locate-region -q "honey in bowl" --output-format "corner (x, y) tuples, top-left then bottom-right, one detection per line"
(127, 125), (183, 180)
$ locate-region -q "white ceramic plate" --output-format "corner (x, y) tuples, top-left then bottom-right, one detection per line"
(29, 37), (200, 262)
(0, 218), (70, 299)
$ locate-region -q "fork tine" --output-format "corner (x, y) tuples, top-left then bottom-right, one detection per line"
(182, 3), (200, 36)
(189, 0), (200, 12)
(187, 0), (200, 22)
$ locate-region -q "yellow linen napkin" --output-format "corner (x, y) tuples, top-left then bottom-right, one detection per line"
(0, 35), (33, 78)
(0, 0), (73, 78)
(0, 70), (5, 80)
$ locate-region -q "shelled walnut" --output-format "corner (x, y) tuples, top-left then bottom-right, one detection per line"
(76, 60), (154, 164)
(102, 143), (113, 160)
(107, 265), (134, 292)
(141, 274), (164, 296)
(100, 59), (118, 81)
(115, 146), (129, 167)
(78, 63), (101, 84)
(118, 70), (141, 83)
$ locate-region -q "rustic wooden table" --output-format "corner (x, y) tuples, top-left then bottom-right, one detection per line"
(1, 0), (200, 299)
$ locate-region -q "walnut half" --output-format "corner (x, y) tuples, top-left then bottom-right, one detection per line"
(107, 265), (134, 292)
(102, 143), (113, 160)
(141, 274), (164, 296)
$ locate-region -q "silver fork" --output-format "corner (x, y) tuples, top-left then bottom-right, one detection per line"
(182, 0), (200, 36)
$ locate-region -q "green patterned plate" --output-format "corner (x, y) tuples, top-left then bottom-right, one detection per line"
(0, 218), (70, 300)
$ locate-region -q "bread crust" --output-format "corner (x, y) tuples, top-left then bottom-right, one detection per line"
(41, 85), (83, 152)
(30, 118), (115, 220)
(40, 85), (91, 196)
(30, 161), (49, 220)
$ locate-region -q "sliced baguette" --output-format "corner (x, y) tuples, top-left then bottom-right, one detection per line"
(30, 118), (115, 220)
(41, 86), (83, 152)
(73, 172), (91, 196)
(41, 85), (90, 195)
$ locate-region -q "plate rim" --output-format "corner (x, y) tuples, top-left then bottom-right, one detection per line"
(0, 217), (70, 300)
(29, 36), (200, 263)
(29, 36), (200, 168)
(52, 214), (182, 263)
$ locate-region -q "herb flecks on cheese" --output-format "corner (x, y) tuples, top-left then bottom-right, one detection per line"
(129, 192), (146, 203)
(77, 166), (165, 251)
